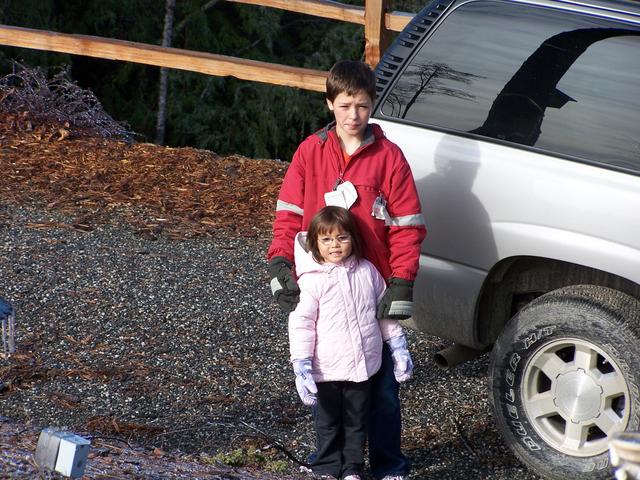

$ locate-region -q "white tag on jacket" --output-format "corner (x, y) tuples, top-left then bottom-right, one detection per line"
(324, 181), (358, 210)
(372, 194), (392, 225)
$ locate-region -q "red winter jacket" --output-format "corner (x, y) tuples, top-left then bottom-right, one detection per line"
(267, 122), (426, 281)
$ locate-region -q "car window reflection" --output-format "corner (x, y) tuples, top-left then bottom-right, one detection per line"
(381, 1), (640, 171)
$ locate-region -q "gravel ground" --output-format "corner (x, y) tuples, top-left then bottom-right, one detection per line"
(0, 203), (541, 480)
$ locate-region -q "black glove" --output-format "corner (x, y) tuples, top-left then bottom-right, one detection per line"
(376, 278), (414, 320)
(269, 256), (300, 313)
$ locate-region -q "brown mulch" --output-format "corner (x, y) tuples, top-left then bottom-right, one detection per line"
(0, 111), (287, 240)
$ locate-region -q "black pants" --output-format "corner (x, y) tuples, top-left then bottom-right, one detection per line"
(312, 379), (371, 479)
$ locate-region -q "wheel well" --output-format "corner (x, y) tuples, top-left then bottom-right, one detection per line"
(476, 256), (640, 346)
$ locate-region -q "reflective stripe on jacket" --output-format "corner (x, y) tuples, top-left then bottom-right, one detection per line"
(268, 122), (426, 281)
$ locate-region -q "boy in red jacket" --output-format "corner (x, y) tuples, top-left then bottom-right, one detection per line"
(268, 60), (426, 480)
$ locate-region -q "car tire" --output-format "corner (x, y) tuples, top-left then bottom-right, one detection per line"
(489, 285), (640, 480)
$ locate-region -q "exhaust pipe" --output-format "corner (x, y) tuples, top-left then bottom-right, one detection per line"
(433, 344), (489, 369)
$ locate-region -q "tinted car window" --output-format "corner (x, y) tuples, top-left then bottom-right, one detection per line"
(379, 0), (640, 171)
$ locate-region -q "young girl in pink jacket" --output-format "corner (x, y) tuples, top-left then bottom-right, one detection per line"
(289, 206), (413, 480)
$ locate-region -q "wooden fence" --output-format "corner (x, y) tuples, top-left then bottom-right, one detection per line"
(0, 0), (415, 92)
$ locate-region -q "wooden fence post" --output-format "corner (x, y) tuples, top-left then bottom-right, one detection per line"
(364, 0), (391, 68)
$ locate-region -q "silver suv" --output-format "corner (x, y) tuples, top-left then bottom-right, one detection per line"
(372, 0), (640, 478)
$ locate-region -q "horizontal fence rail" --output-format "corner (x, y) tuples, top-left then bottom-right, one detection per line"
(227, 0), (414, 31)
(0, 0), (415, 92)
(228, 0), (365, 24)
(0, 25), (329, 91)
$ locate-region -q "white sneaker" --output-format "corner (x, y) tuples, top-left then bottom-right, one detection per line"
(343, 476), (362, 480)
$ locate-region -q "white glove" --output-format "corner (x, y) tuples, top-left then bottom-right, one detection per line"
(293, 359), (318, 406)
(386, 334), (413, 383)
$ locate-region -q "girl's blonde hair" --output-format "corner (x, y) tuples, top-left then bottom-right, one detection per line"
(306, 206), (363, 263)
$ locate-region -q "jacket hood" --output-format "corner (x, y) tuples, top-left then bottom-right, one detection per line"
(293, 231), (356, 276)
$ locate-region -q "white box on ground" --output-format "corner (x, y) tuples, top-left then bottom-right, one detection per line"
(55, 433), (90, 477)
(35, 428), (90, 478)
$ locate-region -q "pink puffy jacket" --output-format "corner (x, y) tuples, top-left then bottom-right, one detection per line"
(288, 232), (404, 383)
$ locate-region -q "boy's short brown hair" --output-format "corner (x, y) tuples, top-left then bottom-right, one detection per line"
(306, 206), (363, 263)
(326, 60), (376, 103)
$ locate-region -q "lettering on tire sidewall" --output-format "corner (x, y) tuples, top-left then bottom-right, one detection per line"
(500, 327), (556, 454)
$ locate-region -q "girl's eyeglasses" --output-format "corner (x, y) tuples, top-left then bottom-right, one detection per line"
(318, 234), (352, 246)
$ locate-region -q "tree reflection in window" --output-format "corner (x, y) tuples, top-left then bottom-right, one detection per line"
(382, 62), (481, 119)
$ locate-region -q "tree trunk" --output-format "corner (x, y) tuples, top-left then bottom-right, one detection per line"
(155, 0), (176, 145)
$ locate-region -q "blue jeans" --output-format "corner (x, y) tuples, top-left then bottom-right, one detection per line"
(368, 342), (411, 479)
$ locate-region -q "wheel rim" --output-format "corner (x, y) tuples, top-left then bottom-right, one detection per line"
(522, 338), (630, 457)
